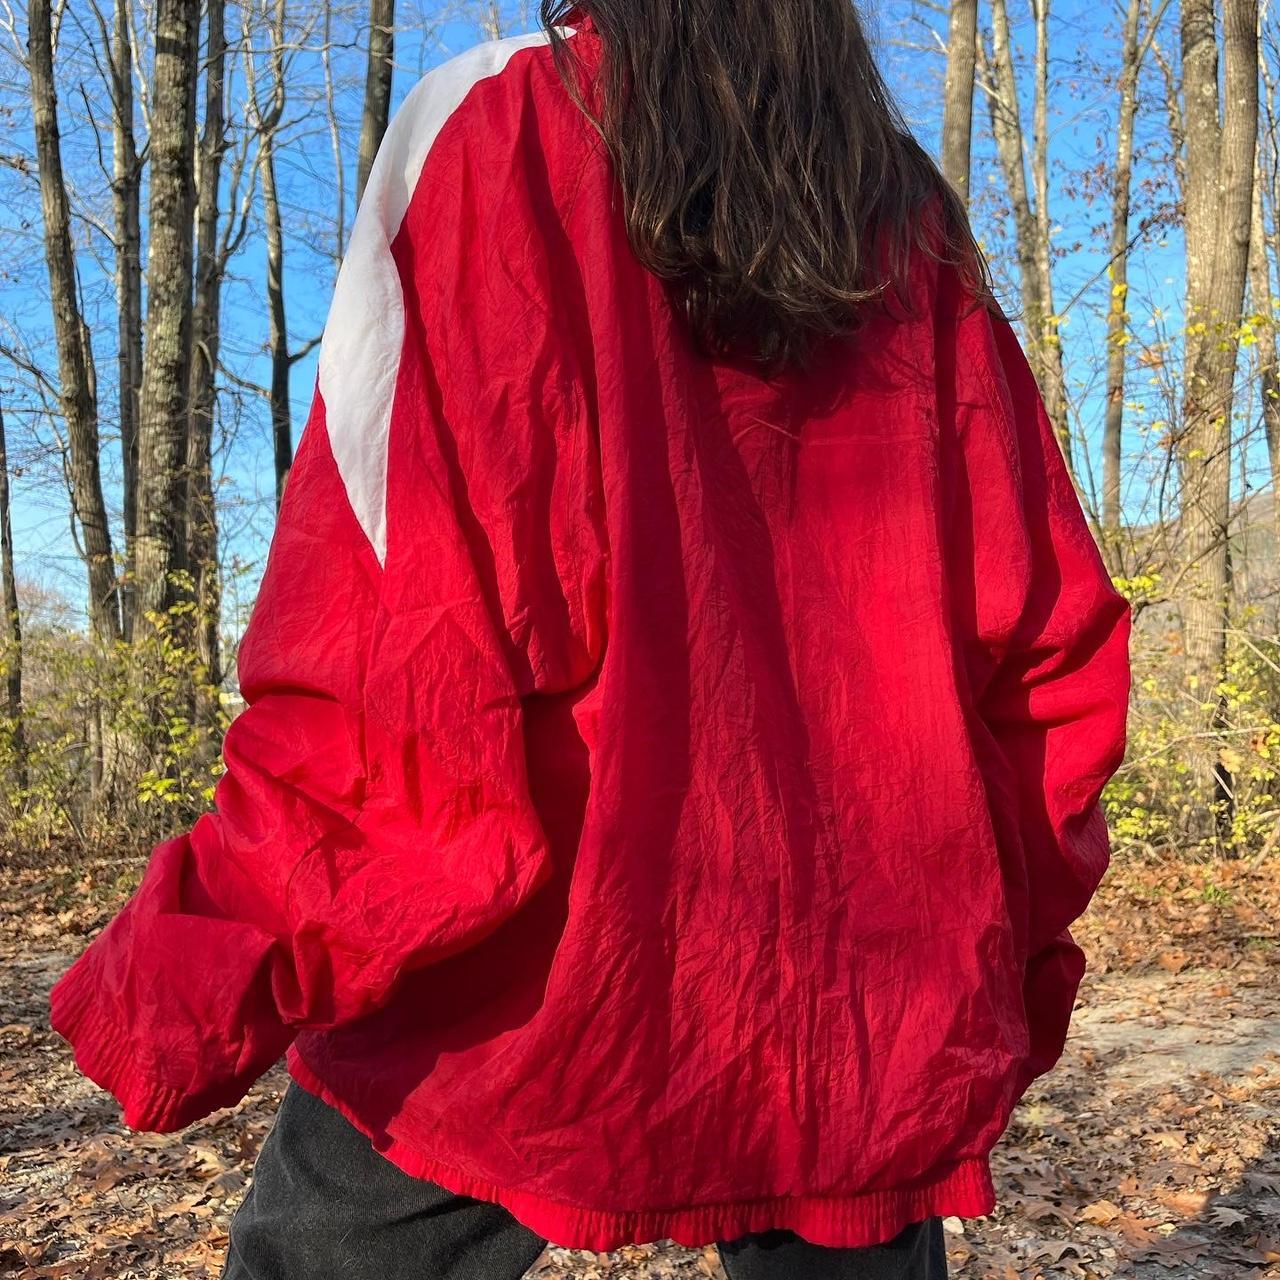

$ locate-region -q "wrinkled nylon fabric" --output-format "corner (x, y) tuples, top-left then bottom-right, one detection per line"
(49, 24), (1132, 1252)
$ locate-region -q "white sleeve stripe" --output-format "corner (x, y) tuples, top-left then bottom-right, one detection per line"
(317, 29), (572, 566)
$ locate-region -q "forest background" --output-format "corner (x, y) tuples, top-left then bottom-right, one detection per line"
(4, 4), (1280, 1279)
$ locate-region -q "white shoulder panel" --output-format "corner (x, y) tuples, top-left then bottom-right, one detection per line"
(316, 30), (561, 565)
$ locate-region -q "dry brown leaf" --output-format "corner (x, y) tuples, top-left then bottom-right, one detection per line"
(1208, 1204), (1249, 1228)
(1153, 1188), (1209, 1216)
(1079, 1199), (1123, 1225)
(1113, 1211), (1164, 1246)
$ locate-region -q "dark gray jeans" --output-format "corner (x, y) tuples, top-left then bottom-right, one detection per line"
(221, 1080), (948, 1280)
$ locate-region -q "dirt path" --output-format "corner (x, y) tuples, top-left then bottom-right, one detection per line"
(2, 858), (1278, 1279)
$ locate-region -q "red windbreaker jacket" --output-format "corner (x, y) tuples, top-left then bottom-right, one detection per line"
(50, 20), (1132, 1252)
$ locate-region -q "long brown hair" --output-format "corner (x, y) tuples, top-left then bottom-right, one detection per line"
(540, 0), (994, 373)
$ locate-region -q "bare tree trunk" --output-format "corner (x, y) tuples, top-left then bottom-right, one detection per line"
(28, 0), (122, 650)
(1257, 0), (1280, 560)
(1029, 0), (1072, 475)
(1102, 0), (1145, 559)
(479, 1), (503, 39)
(981, 8), (1041, 317)
(981, 0), (1074, 477)
(111, 0), (143, 643)
(356, 0), (395, 206)
(246, 0), (295, 505)
(135, 0), (199, 636)
(188, 0), (226, 733)
(322, 1), (348, 261)
(263, 102), (292, 505)
(0, 401), (25, 794)
(246, 0), (325, 505)
(1249, 144), (1280, 545)
(941, 0), (977, 201)
(1179, 0), (1258, 840)
(1182, 0), (1221, 313)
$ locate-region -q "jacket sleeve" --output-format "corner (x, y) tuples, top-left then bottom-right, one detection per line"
(48, 65), (605, 1132)
(938, 261), (1132, 1085)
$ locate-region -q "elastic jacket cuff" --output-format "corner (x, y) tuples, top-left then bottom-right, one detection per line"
(48, 959), (250, 1132)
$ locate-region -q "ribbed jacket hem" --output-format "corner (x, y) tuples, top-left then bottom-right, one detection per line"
(285, 1048), (997, 1251)
(48, 957), (254, 1133)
